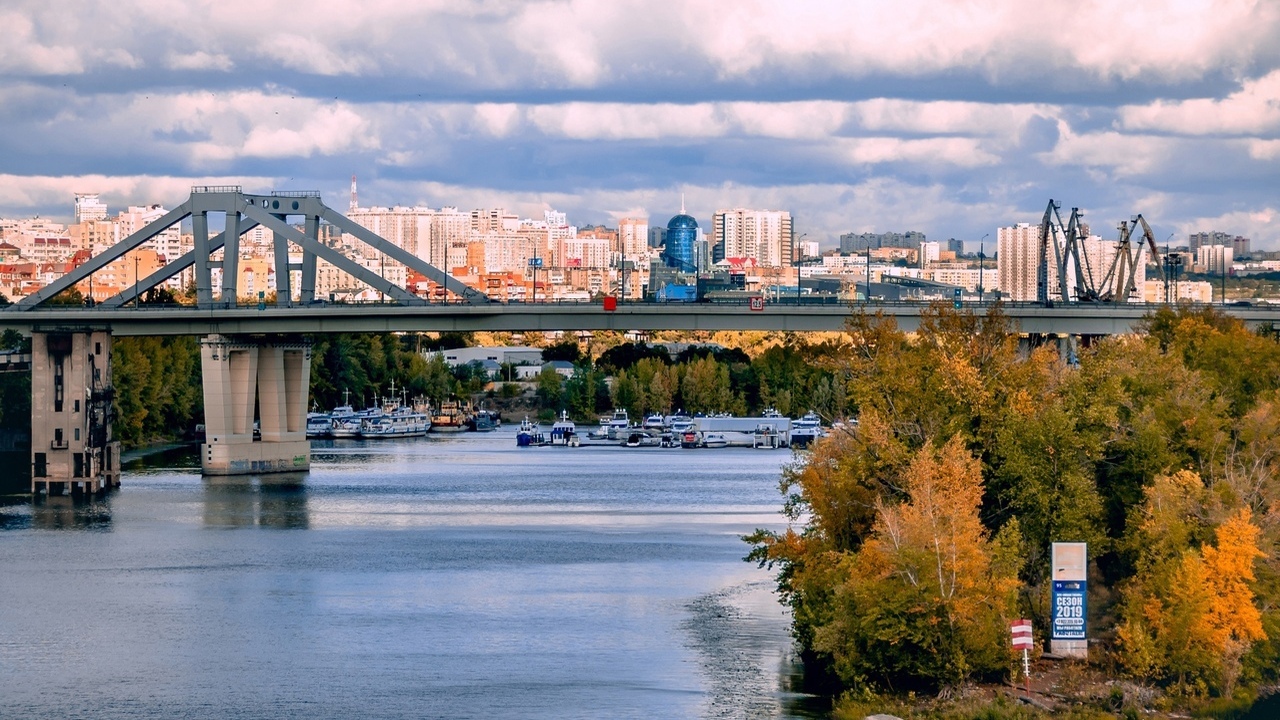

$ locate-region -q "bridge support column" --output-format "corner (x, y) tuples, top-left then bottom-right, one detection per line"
(200, 335), (311, 476)
(30, 330), (120, 495)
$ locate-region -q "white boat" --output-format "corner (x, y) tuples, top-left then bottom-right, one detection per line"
(598, 408), (630, 431)
(790, 412), (826, 448)
(361, 411), (430, 438)
(306, 412), (331, 439)
(550, 411), (579, 446)
(331, 405), (382, 439)
(642, 414), (665, 430)
(702, 432), (729, 449)
(624, 430), (663, 448)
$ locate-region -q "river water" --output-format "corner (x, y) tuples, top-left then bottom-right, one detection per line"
(0, 432), (828, 719)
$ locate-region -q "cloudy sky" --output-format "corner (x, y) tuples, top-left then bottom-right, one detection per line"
(2, 0), (1279, 249)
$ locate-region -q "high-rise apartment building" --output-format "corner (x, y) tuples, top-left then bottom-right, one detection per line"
(116, 205), (185, 274)
(713, 208), (793, 267)
(74, 194), (109, 224)
(470, 208), (519, 235)
(1196, 244), (1233, 275)
(997, 223), (1052, 301)
(648, 226), (667, 249)
(618, 217), (648, 258)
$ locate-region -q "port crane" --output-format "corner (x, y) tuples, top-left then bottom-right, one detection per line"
(1036, 199), (1162, 305)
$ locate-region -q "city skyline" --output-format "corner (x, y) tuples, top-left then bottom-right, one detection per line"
(2, 1), (1278, 248)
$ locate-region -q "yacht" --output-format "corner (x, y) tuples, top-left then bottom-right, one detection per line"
(789, 411), (826, 448)
(642, 414), (665, 430)
(752, 422), (785, 449)
(598, 409), (630, 431)
(306, 412), (332, 439)
(701, 433), (729, 449)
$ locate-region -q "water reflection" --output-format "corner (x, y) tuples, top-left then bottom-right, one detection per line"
(31, 494), (113, 531)
(203, 473), (309, 529)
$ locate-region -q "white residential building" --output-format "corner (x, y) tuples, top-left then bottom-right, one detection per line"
(74, 194), (109, 224)
(714, 209), (793, 267)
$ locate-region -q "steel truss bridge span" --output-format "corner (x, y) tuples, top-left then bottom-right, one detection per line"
(4, 302), (1279, 337)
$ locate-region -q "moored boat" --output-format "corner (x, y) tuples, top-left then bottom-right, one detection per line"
(516, 416), (546, 447)
(789, 411), (826, 448)
(550, 411), (579, 446)
(430, 399), (468, 432)
(306, 412), (332, 439)
(361, 411), (430, 438)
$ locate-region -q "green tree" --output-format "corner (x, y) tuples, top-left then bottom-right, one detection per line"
(680, 356), (733, 414)
(536, 367), (564, 410)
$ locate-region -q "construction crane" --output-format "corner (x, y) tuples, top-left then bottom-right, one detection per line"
(1096, 214), (1161, 303)
(1036, 200), (1100, 304)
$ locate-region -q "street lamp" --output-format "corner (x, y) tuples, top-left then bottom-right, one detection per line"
(977, 233), (989, 302)
(794, 232), (807, 305)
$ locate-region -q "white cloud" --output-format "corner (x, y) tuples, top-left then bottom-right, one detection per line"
(6, 0), (1277, 91)
(685, 0), (1278, 84)
(253, 34), (373, 76)
(1040, 128), (1182, 175)
(837, 137), (1000, 167)
(1249, 139), (1280, 160)
(165, 51), (234, 72)
(0, 11), (84, 74)
(1119, 70), (1280, 135)
(0, 173), (280, 215)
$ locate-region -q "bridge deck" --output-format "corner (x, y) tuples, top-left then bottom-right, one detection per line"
(3, 301), (1278, 336)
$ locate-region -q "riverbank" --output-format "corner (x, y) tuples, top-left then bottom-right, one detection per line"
(832, 659), (1280, 719)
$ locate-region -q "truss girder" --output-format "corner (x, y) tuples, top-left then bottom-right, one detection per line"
(318, 206), (487, 305)
(7, 188), (490, 311)
(15, 201), (193, 310)
(238, 202), (422, 305)
(99, 223), (259, 308)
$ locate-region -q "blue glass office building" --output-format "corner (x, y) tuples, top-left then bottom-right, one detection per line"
(664, 213), (698, 271)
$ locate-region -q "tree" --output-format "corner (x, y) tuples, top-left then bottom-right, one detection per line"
(542, 339), (582, 364)
(1116, 473), (1266, 696)
(597, 342), (670, 374)
(812, 437), (1019, 691)
(680, 356), (733, 414)
(536, 367), (564, 410)
(610, 369), (642, 419)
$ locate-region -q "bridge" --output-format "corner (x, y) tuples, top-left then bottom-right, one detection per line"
(4, 300), (1280, 337)
(6, 186), (1277, 493)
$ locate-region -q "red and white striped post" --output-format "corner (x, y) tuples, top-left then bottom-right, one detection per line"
(1011, 618), (1033, 698)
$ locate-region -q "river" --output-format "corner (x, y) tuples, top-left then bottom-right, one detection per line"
(0, 431), (828, 719)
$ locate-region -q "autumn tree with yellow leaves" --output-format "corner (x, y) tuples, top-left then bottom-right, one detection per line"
(750, 303), (1280, 707)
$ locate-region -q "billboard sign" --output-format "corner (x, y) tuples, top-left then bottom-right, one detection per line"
(1052, 580), (1087, 640)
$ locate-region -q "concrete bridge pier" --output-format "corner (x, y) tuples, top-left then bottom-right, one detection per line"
(200, 335), (311, 476)
(30, 330), (121, 495)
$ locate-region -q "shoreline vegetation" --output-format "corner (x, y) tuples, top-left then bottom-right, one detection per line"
(747, 304), (1280, 719)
